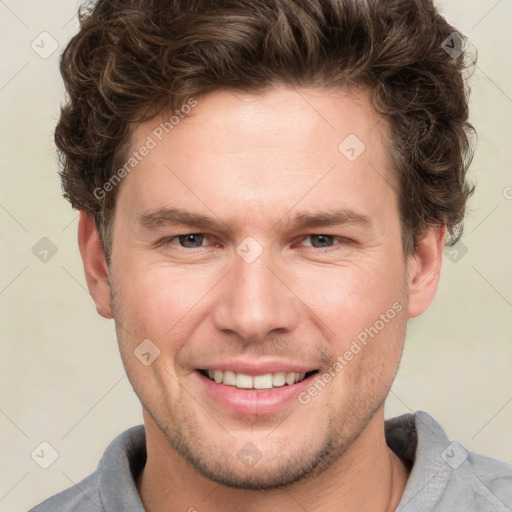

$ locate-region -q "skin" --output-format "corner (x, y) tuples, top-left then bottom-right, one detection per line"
(78, 85), (445, 511)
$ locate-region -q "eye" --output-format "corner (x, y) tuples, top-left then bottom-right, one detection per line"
(158, 233), (350, 251)
(298, 234), (349, 249)
(160, 233), (209, 249)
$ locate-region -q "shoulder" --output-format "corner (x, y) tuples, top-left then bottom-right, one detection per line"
(465, 450), (512, 510)
(391, 411), (512, 511)
(27, 425), (146, 512)
(27, 471), (102, 512)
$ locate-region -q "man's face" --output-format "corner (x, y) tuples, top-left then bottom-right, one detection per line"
(105, 86), (413, 488)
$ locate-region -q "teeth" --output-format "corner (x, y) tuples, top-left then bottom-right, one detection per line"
(253, 374), (273, 389)
(223, 370), (236, 386)
(285, 372), (296, 385)
(203, 369), (310, 389)
(272, 372), (286, 387)
(235, 373), (253, 389)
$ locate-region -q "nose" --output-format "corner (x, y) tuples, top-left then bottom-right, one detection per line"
(211, 247), (300, 343)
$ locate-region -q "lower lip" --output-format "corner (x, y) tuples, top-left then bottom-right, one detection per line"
(195, 370), (317, 415)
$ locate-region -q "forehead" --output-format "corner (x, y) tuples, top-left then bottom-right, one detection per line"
(133, 85), (387, 160)
(117, 86), (398, 232)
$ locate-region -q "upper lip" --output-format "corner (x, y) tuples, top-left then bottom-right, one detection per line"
(196, 359), (318, 376)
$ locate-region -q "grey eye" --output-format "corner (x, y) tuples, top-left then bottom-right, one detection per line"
(309, 235), (335, 248)
(178, 234), (204, 248)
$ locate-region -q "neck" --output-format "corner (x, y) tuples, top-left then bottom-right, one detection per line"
(138, 408), (409, 512)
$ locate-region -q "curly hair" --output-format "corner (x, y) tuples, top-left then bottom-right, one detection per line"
(56, 0), (475, 262)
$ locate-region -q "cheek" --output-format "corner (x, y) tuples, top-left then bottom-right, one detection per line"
(291, 251), (408, 403)
(113, 265), (210, 340)
(111, 269), (198, 407)
(290, 254), (406, 341)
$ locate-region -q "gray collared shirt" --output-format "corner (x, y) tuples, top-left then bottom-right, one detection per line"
(28, 411), (512, 511)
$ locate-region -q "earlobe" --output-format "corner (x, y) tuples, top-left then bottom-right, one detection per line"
(77, 211), (113, 319)
(407, 226), (447, 319)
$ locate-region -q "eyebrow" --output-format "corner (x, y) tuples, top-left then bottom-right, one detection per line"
(137, 207), (372, 232)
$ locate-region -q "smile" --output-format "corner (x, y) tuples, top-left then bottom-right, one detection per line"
(199, 369), (318, 390)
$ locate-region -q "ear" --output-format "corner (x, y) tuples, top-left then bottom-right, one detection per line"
(77, 211), (113, 319)
(406, 225), (446, 319)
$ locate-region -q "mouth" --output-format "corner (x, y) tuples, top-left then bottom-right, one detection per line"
(194, 361), (322, 415)
(198, 369), (319, 391)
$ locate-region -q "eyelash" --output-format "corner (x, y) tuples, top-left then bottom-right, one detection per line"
(158, 233), (351, 250)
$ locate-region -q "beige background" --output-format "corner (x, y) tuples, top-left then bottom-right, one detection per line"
(1, 1), (511, 510)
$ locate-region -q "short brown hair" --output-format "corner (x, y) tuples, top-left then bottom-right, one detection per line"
(56, 0), (475, 262)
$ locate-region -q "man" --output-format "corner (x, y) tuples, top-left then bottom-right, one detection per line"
(29, 0), (512, 510)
